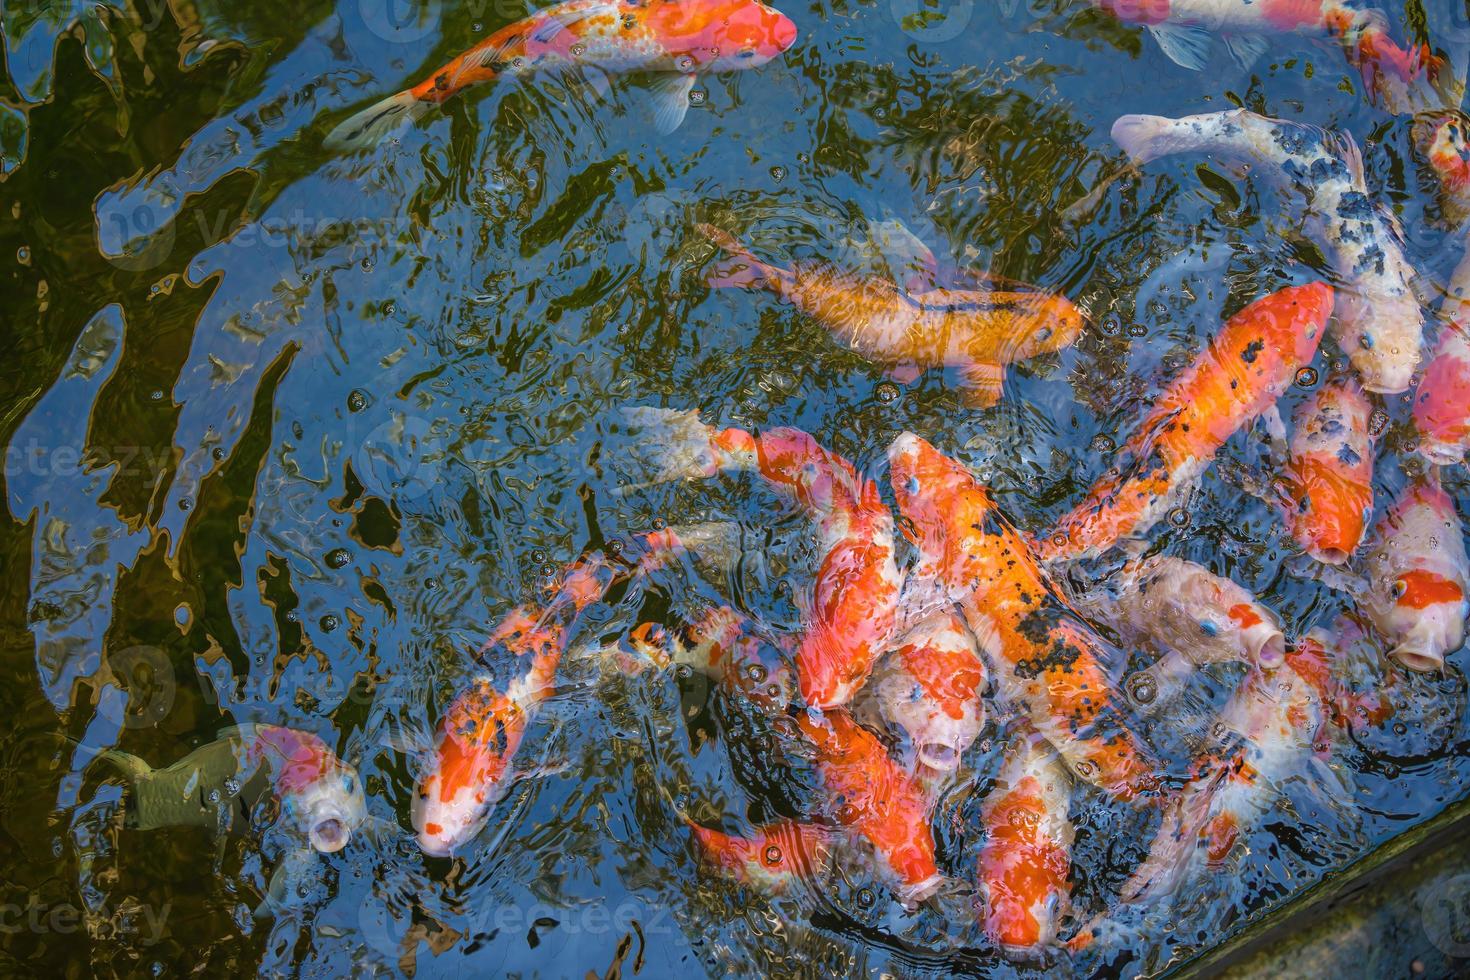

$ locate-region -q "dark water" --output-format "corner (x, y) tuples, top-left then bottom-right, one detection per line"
(3, 0), (1470, 976)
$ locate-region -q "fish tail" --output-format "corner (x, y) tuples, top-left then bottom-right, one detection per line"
(696, 223), (775, 289)
(93, 748), (152, 782)
(324, 89), (434, 151)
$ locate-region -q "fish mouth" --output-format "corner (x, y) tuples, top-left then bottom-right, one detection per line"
(917, 742), (961, 771)
(1245, 624), (1287, 669)
(310, 815), (351, 853)
(1391, 644), (1445, 674)
(1312, 546), (1352, 566)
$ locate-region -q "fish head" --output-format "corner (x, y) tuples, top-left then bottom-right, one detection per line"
(873, 628), (985, 772)
(1380, 569), (1468, 672)
(283, 763), (367, 854)
(1413, 328), (1470, 465)
(1415, 111), (1470, 198)
(1334, 288), (1420, 395)
(412, 679), (524, 857)
(1011, 292), (1087, 360)
(888, 431), (984, 543)
(665, 0), (797, 71)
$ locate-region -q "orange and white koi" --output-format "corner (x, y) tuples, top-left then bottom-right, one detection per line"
(682, 817), (833, 894)
(628, 603), (796, 713)
(623, 408), (901, 709)
(1279, 377), (1375, 564)
(1077, 556), (1285, 710)
(1091, 0), (1443, 113)
(413, 530), (695, 856)
(1041, 282), (1333, 562)
(977, 731), (1075, 958)
(697, 224), (1086, 407)
(794, 708), (944, 901)
(888, 433), (1162, 802)
(1413, 110), (1470, 228)
(1113, 110), (1417, 392)
(871, 613), (987, 773)
(1360, 475), (1469, 673)
(1414, 250), (1470, 466)
(326, 0), (797, 148)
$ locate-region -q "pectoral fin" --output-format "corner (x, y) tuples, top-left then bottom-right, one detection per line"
(1148, 23), (1213, 71)
(650, 74), (696, 134)
(957, 361), (1005, 408)
(887, 361), (922, 384)
(1224, 33), (1268, 72)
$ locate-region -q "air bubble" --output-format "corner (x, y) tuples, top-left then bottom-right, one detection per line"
(1295, 367), (1318, 388)
(876, 382), (900, 403)
(1369, 410), (1390, 437)
(769, 166), (787, 182)
(347, 389), (368, 412)
(689, 90), (706, 106)
(1167, 507), (1189, 528)
(320, 614), (341, 632)
(1089, 433), (1116, 454)
(1126, 323), (1147, 338)
(326, 548), (351, 569)
(763, 844), (782, 865)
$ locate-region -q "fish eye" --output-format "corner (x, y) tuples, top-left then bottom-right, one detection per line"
(342, 774), (357, 793)
(1392, 578), (1408, 599)
(1360, 333), (1374, 350)
(1199, 620), (1220, 637)
(738, 47), (756, 58)
(905, 476), (920, 495)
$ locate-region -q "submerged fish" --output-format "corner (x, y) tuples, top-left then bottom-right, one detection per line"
(1041, 282), (1333, 562)
(628, 603), (796, 713)
(697, 223), (1086, 407)
(1415, 250), (1470, 466)
(1279, 377), (1375, 564)
(976, 730), (1075, 959)
(326, 0), (797, 148)
(1077, 555), (1285, 711)
(888, 432), (1162, 802)
(682, 817), (833, 893)
(1414, 110), (1470, 228)
(623, 408), (901, 709)
(1112, 110), (1419, 393)
(1359, 475), (1469, 673)
(1090, 0), (1442, 112)
(794, 708), (944, 901)
(871, 613), (987, 773)
(93, 724), (367, 916)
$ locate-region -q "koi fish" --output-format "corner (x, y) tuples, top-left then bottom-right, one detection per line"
(1360, 475), (1469, 673)
(888, 432), (1161, 802)
(1113, 634), (1348, 909)
(1041, 282), (1332, 562)
(628, 604), (796, 713)
(1413, 110), (1470, 228)
(1112, 110), (1418, 393)
(93, 724), (368, 917)
(682, 817), (833, 893)
(1414, 250), (1470, 466)
(871, 614), (987, 773)
(622, 407), (901, 708)
(414, 531), (690, 856)
(1076, 556), (1285, 711)
(794, 708), (944, 901)
(325, 0), (798, 148)
(1279, 377), (1375, 564)
(696, 224), (1086, 407)
(1091, 0), (1443, 113)
(977, 731), (1075, 958)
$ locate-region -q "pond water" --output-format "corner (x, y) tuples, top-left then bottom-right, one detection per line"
(3, 0), (1470, 976)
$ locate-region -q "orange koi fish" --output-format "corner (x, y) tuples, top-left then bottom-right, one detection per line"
(682, 817), (833, 893)
(888, 433), (1161, 802)
(1076, 555), (1285, 711)
(1360, 475), (1469, 673)
(414, 530), (693, 856)
(1279, 377), (1375, 564)
(1091, 0), (1444, 113)
(977, 731), (1075, 958)
(326, 0), (797, 148)
(1415, 250), (1470, 466)
(696, 224), (1085, 407)
(625, 408), (901, 708)
(1040, 282), (1333, 562)
(628, 604), (796, 713)
(794, 708), (943, 901)
(871, 613), (987, 773)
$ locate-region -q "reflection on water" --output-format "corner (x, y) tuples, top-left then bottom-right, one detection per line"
(2, 0), (1470, 975)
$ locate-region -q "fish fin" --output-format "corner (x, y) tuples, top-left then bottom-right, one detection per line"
(255, 848), (320, 920)
(1147, 23), (1214, 71)
(1260, 404), (1289, 458)
(866, 210), (941, 291)
(957, 360), (1005, 408)
(94, 749), (151, 781)
(379, 715), (435, 759)
(579, 66), (613, 101)
(324, 90), (433, 151)
(650, 73), (696, 134)
(1110, 114), (1176, 165)
(615, 406), (723, 485)
(1224, 33), (1269, 72)
(887, 361), (923, 384)
(1285, 554), (1368, 597)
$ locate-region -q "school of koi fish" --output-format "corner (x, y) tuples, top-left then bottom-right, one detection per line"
(51, 0), (1470, 970)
